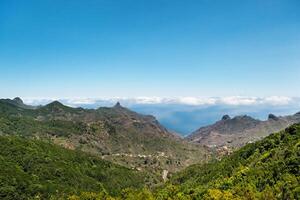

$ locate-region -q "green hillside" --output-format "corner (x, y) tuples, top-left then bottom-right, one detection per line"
(1, 98), (299, 199)
(0, 98), (209, 178)
(159, 124), (300, 199)
(55, 124), (300, 200)
(0, 136), (146, 199)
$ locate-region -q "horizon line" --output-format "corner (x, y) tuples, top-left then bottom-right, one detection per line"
(3, 96), (299, 107)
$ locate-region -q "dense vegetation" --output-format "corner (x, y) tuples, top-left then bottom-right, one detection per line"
(0, 98), (299, 199)
(0, 136), (146, 199)
(161, 123), (300, 199)
(0, 115), (87, 137)
(66, 124), (300, 199)
(0, 98), (209, 179)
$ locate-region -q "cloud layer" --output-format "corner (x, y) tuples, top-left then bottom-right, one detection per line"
(22, 96), (300, 107)
(20, 96), (300, 135)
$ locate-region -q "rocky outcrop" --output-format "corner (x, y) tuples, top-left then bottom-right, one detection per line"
(268, 114), (279, 121)
(221, 115), (231, 121)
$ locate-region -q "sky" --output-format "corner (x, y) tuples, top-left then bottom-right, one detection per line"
(0, 0), (300, 98)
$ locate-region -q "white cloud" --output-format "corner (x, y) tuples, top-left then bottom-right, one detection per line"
(219, 96), (258, 105)
(177, 97), (217, 105)
(23, 98), (54, 105)
(64, 98), (97, 105)
(134, 97), (163, 104)
(21, 96), (299, 107)
(262, 96), (292, 105)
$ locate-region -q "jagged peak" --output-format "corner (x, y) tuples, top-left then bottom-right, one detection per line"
(114, 101), (122, 108)
(268, 114), (279, 120)
(221, 115), (231, 121)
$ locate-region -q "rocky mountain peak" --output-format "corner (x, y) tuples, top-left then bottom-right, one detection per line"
(268, 114), (279, 121)
(114, 102), (122, 108)
(221, 115), (231, 121)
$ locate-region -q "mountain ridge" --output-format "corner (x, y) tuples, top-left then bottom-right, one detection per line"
(0, 97), (208, 178)
(0, 97), (299, 198)
(187, 111), (300, 148)
(159, 123), (300, 199)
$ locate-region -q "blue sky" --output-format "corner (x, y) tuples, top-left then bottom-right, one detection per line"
(0, 0), (299, 98)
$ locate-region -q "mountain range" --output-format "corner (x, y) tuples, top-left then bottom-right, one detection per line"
(0, 97), (299, 199)
(2, 97), (299, 163)
(22, 97), (300, 135)
(187, 112), (300, 148)
(1, 112), (298, 199)
(0, 97), (208, 180)
(131, 103), (300, 136)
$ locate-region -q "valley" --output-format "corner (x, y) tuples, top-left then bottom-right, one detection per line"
(0, 98), (210, 181)
(0, 97), (299, 199)
(2, 1), (298, 199)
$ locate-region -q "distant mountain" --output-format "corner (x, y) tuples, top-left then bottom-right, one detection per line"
(0, 98), (208, 178)
(0, 97), (36, 109)
(187, 112), (300, 148)
(1, 97), (299, 199)
(130, 103), (300, 136)
(22, 98), (300, 136)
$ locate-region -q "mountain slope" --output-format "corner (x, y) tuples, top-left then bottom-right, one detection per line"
(0, 97), (36, 110)
(53, 123), (300, 199)
(0, 135), (146, 199)
(157, 123), (300, 199)
(0, 98), (209, 178)
(187, 113), (300, 148)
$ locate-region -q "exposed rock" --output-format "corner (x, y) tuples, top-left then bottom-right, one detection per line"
(187, 112), (300, 148)
(114, 102), (122, 108)
(162, 170), (168, 182)
(221, 115), (231, 120)
(268, 114), (279, 121)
